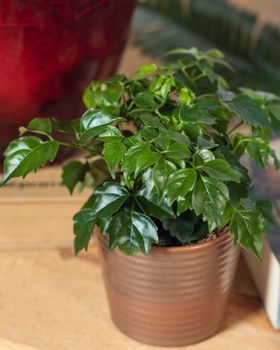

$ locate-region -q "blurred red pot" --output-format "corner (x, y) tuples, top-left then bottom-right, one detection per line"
(0, 0), (136, 158)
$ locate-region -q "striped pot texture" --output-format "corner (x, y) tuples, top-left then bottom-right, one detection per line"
(97, 230), (240, 347)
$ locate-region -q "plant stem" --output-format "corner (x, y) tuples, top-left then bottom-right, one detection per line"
(228, 121), (242, 135)
(57, 141), (101, 155)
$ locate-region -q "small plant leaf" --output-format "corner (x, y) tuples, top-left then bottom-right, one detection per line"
(152, 160), (177, 203)
(135, 145), (161, 177)
(224, 95), (269, 128)
(201, 159), (240, 182)
(256, 200), (276, 231)
(73, 209), (96, 255)
(107, 211), (158, 255)
(87, 182), (129, 218)
(62, 160), (88, 194)
(1, 136), (59, 185)
(165, 168), (197, 205)
(27, 118), (52, 135)
(136, 187), (175, 220)
(192, 177), (229, 230)
(103, 140), (125, 178)
(137, 63), (157, 76)
(229, 208), (264, 260)
(79, 108), (124, 142)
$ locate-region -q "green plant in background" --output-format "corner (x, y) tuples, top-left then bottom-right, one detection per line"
(1, 48), (280, 259)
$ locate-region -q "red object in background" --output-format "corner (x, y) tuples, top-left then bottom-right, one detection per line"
(0, 0), (136, 156)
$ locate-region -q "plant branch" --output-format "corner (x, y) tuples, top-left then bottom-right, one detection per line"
(228, 121), (243, 135)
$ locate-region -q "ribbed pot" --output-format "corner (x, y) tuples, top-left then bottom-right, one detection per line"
(97, 230), (240, 347)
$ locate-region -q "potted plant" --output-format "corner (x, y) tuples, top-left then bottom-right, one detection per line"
(1, 48), (280, 347)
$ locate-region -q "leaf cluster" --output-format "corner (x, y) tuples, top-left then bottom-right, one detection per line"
(1, 47), (280, 259)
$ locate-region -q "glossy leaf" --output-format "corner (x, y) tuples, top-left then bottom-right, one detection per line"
(98, 125), (123, 142)
(201, 159), (240, 182)
(163, 141), (191, 159)
(193, 149), (215, 166)
(224, 95), (269, 128)
(135, 145), (161, 177)
(79, 108), (124, 142)
(177, 193), (192, 215)
(135, 92), (156, 109)
(230, 208), (264, 260)
(256, 200), (276, 231)
(136, 187), (175, 219)
(1, 136), (59, 185)
(152, 160), (177, 202)
(27, 118), (52, 135)
(103, 140), (125, 178)
(108, 211), (158, 255)
(87, 182), (129, 218)
(165, 168), (197, 205)
(122, 145), (144, 181)
(73, 209), (96, 255)
(62, 160), (88, 194)
(192, 177), (229, 230)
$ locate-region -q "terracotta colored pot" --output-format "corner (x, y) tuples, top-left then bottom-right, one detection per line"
(97, 230), (240, 347)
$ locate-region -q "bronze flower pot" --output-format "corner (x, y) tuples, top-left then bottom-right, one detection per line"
(97, 230), (240, 347)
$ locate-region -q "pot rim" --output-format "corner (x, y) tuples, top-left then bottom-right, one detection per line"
(150, 228), (231, 253)
(98, 227), (233, 254)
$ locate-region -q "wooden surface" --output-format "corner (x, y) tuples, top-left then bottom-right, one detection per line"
(0, 246), (279, 350)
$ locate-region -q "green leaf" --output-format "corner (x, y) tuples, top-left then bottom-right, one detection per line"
(137, 63), (157, 76)
(62, 160), (88, 194)
(165, 168), (197, 205)
(79, 108), (124, 142)
(103, 140), (125, 178)
(27, 118), (52, 135)
(135, 145), (161, 177)
(269, 104), (280, 121)
(98, 125), (123, 142)
(201, 159), (240, 182)
(122, 145), (143, 182)
(197, 135), (218, 149)
(180, 105), (217, 125)
(256, 200), (276, 231)
(52, 118), (79, 135)
(192, 177), (229, 230)
(246, 138), (270, 168)
(224, 95), (269, 128)
(183, 122), (202, 142)
(136, 187), (175, 220)
(230, 208), (264, 260)
(1, 136), (59, 185)
(152, 160), (177, 203)
(135, 92), (156, 109)
(82, 158), (110, 193)
(73, 209), (96, 255)
(107, 211), (158, 255)
(163, 141), (191, 159)
(177, 193), (192, 215)
(163, 212), (207, 244)
(193, 149), (215, 166)
(239, 88), (280, 104)
(139, 128), (158, 141)
(87, 182), (129, 218)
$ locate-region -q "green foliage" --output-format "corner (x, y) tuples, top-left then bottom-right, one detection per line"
(1, 136), (58, 185)
(62, 160), (88, 194)
(108, 211), (158, 255)
(1, 47), (279, 259)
